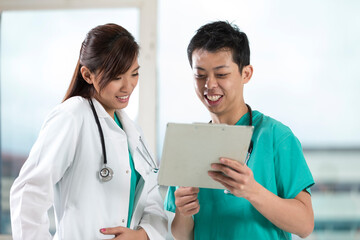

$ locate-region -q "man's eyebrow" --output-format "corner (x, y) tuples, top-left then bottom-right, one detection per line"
(213, 65), (230, 70)
(193, 65), (230, 71)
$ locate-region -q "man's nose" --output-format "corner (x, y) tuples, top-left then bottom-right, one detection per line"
(205, 75), (218, 89)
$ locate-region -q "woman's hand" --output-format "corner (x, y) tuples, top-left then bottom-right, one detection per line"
(208, 157), (261, 199)
(100, 226), (149, 240)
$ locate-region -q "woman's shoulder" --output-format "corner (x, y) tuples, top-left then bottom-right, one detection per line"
(61, 96), (88, 111)
(56, 96), (89, 114)
(45, 96), (89, 123)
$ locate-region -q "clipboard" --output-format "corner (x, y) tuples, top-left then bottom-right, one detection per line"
(158, 122), (254, 189)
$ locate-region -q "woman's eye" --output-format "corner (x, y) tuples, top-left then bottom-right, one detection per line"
(132, 72), (139, 77)
(195, 74), (206, 79)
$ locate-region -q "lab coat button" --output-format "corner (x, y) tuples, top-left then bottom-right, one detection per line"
(122, 219), (125, 223)
(126, 170), (129, 174)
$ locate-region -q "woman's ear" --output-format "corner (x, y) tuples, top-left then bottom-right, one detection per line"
(241, 65), (253, 84)
(80, 66), (94, 84)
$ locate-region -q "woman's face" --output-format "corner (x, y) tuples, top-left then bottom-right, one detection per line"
(91, 58), (140, 117)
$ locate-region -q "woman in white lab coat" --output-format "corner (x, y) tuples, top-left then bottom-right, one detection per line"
(10, 23), (167, 240)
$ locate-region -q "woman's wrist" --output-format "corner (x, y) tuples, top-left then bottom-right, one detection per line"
(137, 227), (149, 240)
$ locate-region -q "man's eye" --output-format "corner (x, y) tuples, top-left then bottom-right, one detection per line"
(132, 72), (139, 77)
(216, 73), (229, 78)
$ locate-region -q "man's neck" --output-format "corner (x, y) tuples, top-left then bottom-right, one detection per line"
(210, 103), (248, 125)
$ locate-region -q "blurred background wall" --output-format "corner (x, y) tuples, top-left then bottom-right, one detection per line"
(1, 0), (360, 239)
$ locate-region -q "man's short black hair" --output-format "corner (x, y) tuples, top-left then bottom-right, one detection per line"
(187, 21), (250, 72)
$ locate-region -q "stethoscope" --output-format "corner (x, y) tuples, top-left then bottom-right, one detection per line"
(212, 103), (254, 194)
(88, 99), (159, 182)
(244, 104), (254, 165)
(210, 103), (254, 164)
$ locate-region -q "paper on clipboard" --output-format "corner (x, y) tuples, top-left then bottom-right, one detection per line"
(158, 122), (254, 189)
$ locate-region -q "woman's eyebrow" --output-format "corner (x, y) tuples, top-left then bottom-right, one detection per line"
(194, 66), (205, 71)
(132, 65), (140, 72)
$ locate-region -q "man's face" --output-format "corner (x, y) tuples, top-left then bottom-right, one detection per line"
(192, 49), (247, 119)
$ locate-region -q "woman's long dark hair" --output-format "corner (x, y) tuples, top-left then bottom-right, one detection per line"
(63, 23), (139, 102)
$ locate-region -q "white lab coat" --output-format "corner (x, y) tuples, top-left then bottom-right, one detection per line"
(10, 96), (168, 240)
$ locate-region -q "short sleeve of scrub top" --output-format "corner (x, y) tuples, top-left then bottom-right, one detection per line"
(164, 111), (314, 240)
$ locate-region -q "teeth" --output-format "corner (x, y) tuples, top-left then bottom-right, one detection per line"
(117, 96), (128, 100)
(207, 95), (221, 101)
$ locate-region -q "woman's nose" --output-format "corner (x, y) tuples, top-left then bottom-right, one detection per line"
(120, 78), (132, 91)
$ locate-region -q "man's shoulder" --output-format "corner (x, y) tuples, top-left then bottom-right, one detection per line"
(253, 110), (294, 138)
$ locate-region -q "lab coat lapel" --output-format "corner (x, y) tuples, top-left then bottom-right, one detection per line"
(91, 98), (127, 135)
(115, 109), (148, 178)
(91, 98), (109, 119)
(90, 99), (148, 177)
(115, 110), (150, 229)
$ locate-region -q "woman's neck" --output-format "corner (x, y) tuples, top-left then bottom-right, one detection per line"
(93, 96), (115, 120)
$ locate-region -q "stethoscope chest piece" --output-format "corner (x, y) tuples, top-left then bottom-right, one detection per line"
(99, 165), (114, 182)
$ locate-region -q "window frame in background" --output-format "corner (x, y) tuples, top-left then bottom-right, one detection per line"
(0, 0), (158, 238)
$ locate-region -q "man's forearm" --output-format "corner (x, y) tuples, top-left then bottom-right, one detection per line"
(249, 184), (314, 238)
(171, 209), (195, 240)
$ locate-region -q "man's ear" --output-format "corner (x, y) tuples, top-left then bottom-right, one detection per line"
(241, 65), (253, 84)
(80, 66), (94, 84)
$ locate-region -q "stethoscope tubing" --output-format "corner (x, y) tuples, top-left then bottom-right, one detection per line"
(210, 103), (254, 161)
(224, 103), (253, 194)
(88, 98), (158, 181)
(245, 103), (254, 158)
(89, 99), (108, 165)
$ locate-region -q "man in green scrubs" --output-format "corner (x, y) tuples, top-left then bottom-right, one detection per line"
(164, 21), (315, 240)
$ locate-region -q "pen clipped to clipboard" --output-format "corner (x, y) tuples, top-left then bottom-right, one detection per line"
(158, 123), (253, 189)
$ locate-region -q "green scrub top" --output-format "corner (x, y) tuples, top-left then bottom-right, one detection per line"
(164, 110), (314, 240)
(114, 113), (141, 228)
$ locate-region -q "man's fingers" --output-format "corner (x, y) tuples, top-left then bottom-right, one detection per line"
(210, 159), (249, 180)
(210, 175), (236, 192)
(174, 186), (200, 216)
(174, 187), (199, 207)
(178, 200), (200, 216)
(184, 205), (200, 215)
(175, 194), (198, 207)
(208, 171), (239, 188)
(220, 158), (246, 173)
(175, 187), (199, 196)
